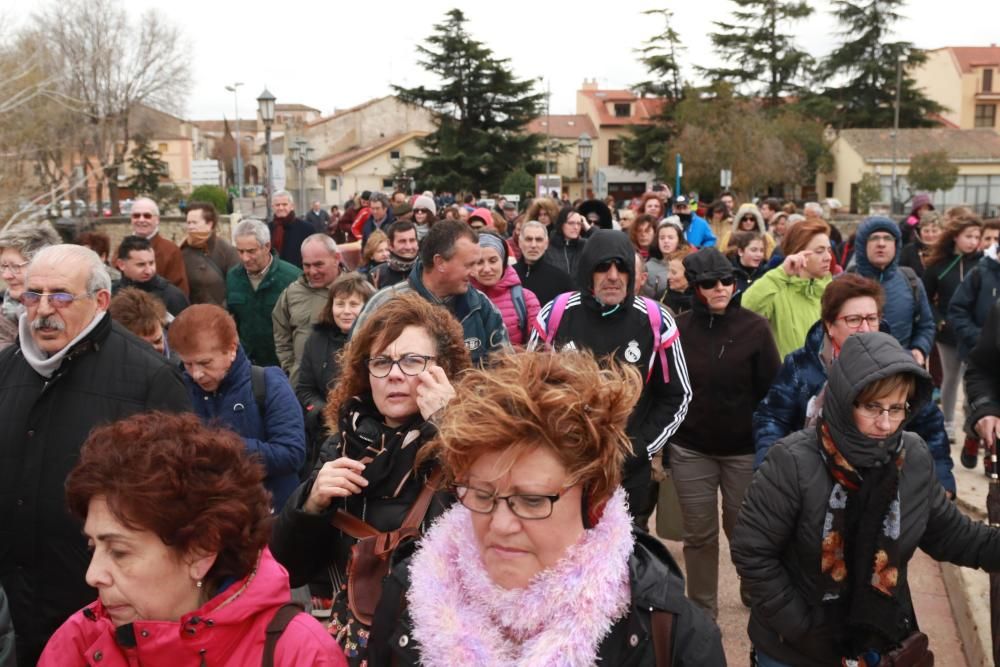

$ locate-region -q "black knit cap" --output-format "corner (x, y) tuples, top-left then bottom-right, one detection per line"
(682, 247), (734, 285)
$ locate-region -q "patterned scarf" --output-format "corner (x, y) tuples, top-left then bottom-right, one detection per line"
(818, 422), (908, 654)
(406, 488), (634, 666)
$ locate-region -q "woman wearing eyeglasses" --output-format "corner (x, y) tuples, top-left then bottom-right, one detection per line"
(753, 274), (956, 495)
(271, 292), (470, 665)
(0, 220), (60, 350)
(367, 350), (725, 666)
(733, 331), (1000, 667)
(667, 248), (780, 619)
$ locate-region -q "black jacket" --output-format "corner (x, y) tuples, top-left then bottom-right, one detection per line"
(922, 251), (981, 346)
(731, 255), (768, 304)
(0, 315), (189, 664)
(113, 274), (190, 317)
(514, 256), (575, 308)
(369, 531), (726, 666)
(965, 301), (1000, 435)
(674, 297), (780, 457)
(295, 323), (348, 436)
(732, 333), (1000, 666)
(546, 229), (587, 277)
(269, 215), (315, 268)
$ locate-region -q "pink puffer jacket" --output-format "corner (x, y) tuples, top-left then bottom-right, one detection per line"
(39, 547), (346, 667)
(473, 266), (540, 346)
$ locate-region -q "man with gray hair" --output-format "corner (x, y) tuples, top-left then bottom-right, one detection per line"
(268, 190), (314, 269)
(361, 191), (395, 245)
(0, 244), (189, 664)
(514, 220), (574, 306)
(128, 196), (189, 297)
(272, 234), (342, 383)
(305, 200), (330, 234)
(227, 218), (302, 366)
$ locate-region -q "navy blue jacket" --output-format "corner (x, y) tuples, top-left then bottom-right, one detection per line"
(852, 217), (936, 356)
(182, 346), (306, 510)
(948, 248), (1000, 360)
(752, 320), (955, 494)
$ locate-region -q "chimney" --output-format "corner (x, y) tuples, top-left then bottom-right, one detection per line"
(582, 78), (598, 91)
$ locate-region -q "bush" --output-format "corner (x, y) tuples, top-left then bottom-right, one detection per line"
(189, 185), (229, 215)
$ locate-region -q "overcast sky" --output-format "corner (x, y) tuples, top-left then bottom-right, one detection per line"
(7, 0), (997, 121)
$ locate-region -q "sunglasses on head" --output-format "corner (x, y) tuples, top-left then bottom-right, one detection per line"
(696, 276), (736, 290)
(594, 258), (630, 273)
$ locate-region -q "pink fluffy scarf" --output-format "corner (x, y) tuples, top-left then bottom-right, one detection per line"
(406, 487), (634, 666)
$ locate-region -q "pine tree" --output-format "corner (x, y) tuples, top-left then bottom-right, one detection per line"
(393, 9), (545, 194)
(622, 8), (686, 180)
(699, 0), (814, 107)
(126, 135), (169, 195)
(815, 0), (943, 128)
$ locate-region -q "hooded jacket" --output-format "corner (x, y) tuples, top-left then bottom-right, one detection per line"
(741, 264), (832, 359)
(528, 230), (692, 478)
(948, 245), (1000, 360)
(182, 346), (306, 512)
(902, 194), (933, 245)
(680, 211), (717, 248)
(673, 250), (780, 457)
(369, 530), (725, 666)
(717, 204), (776, 258)
(852, 217), (936, 356)
(733, 333), (997, 666)
(547, 226), (588, 277)
(472, 265), (541, 346)
(38, 548), (346, 667)
(352, 260), (509, 366)
(752, 320), (955, 493)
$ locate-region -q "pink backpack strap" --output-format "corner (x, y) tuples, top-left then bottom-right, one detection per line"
(642, 297), (673, 384)
(542, 292), (573, 347)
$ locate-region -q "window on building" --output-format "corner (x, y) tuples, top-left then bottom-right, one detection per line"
(826, 182), (834, 198)
(975, 104), (997, 128)
(613, 103), (631, 117)
(329, 179), (338, 191)
(382, 178), (394, 188)
(389, 150), (401, 160)
(608, 139), (624, 166)
(984, 68), (994, 93)
(158, 143), (169, 153)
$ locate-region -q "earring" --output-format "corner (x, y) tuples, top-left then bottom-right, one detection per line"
(196, 580), (203, 589)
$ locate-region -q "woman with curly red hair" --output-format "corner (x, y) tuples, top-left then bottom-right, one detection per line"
(39, 412), (345, 666)
(270, 292), (470, 664)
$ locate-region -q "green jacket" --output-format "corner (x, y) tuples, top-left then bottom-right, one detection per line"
(741, 266), (831, 359)
(226, 253), (302, 366)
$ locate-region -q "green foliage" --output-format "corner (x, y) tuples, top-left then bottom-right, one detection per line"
(500, 168), (535, 199)
(907, 150), (959, 194)
(856, 173), (883, 214)
(189, 185), (229, 214)
(393, 9), (545, 193)
(809, 0), (944, 128)
(153, 184), (184, 215)
(699, 0), (814, 107)
(126, 135), (169, 196)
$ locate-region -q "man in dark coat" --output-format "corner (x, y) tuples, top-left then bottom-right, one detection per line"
(0, 245), (189, 665)
(268, 190), (314, 268)
(305, 200), (331, 233)
(514, 220), (574, 307)
(112, 235), (189, 317)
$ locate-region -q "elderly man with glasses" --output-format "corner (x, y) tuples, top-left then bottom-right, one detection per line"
(128, 197), (190, 297)
(0, 244), (189, 665)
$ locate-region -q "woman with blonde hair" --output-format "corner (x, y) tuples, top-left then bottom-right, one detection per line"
(356, 229), (390, 282)
(368, 351), (724, 665)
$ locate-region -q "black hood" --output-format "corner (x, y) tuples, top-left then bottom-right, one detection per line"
(575, 229), (635, 310)
(682, 247), (734, 285)
(823, 332), (932, 469)
(578, 199), (614, 230)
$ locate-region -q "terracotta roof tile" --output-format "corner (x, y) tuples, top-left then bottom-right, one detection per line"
(525, 114), (597, 138)
(578, 88), (665, 126)
(946, 46), (1000, 73)
(839, 128), (1000, 161)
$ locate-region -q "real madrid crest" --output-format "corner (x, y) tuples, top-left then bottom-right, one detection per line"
(624, 340), (641, 363)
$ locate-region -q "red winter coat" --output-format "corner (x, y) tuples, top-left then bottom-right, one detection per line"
(473, 265), (540, 346)
(38, 548), (346, 667)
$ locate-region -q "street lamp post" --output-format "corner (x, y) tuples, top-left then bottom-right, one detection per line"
(257, 88), (276, 221)
(891, 54), (906, 214)
(290, 138), (313, 213)
(225, 82), (243, 198)
(577, 133), (592, 200)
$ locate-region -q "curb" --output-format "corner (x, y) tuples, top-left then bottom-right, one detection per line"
(941, 559), (992, 667)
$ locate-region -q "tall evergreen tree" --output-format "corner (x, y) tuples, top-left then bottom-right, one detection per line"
(127, 134), (169, 195)
(815, 0), (943, 128)
(393, 9), (545, 194)
(699, 0), (814, 107)
(622, 8), (685, 180)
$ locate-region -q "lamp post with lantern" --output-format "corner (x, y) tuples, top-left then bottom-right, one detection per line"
(225, 82), (243, 197)
(578, 133), (593, 200)
(257, 88), (276, 221)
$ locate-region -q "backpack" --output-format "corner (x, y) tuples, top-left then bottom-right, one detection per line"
(261, 602), (304, 667)
(250, 365), (267, 416)
(541, 292), (674, 383)
(510, 284), (529, 342)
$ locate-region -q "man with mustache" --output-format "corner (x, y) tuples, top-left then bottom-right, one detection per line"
(528, 229), (692, 529)
(0, 244), (189, 665)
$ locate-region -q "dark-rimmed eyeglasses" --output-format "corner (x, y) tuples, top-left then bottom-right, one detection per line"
(365, 354), (436, 378)
(854, 401), (909, 421)
(454, 485), (572, 520)
(696, 276), (736, 290)
(131, 212), (155, 220)
(594, 258), (629, 273)
(19, 291), (93, 309)
(836, 313), (880, 330)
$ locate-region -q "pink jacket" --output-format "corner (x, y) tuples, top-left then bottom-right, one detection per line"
(39, 548), (345, 667)
(473, 266), (540, 346)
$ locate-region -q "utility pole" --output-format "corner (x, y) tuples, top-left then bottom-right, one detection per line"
(225, 82), (244, 199)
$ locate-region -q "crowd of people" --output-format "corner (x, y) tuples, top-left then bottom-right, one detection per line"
(1, 183), (1000, 666)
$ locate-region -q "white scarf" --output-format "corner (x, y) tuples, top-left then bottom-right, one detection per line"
(407, 488), (634, 666)
(18, 310), (106, 378)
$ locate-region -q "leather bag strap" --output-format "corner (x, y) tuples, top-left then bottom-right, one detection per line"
(330, 468), (443, 542)
(651, 610), (675, 666)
